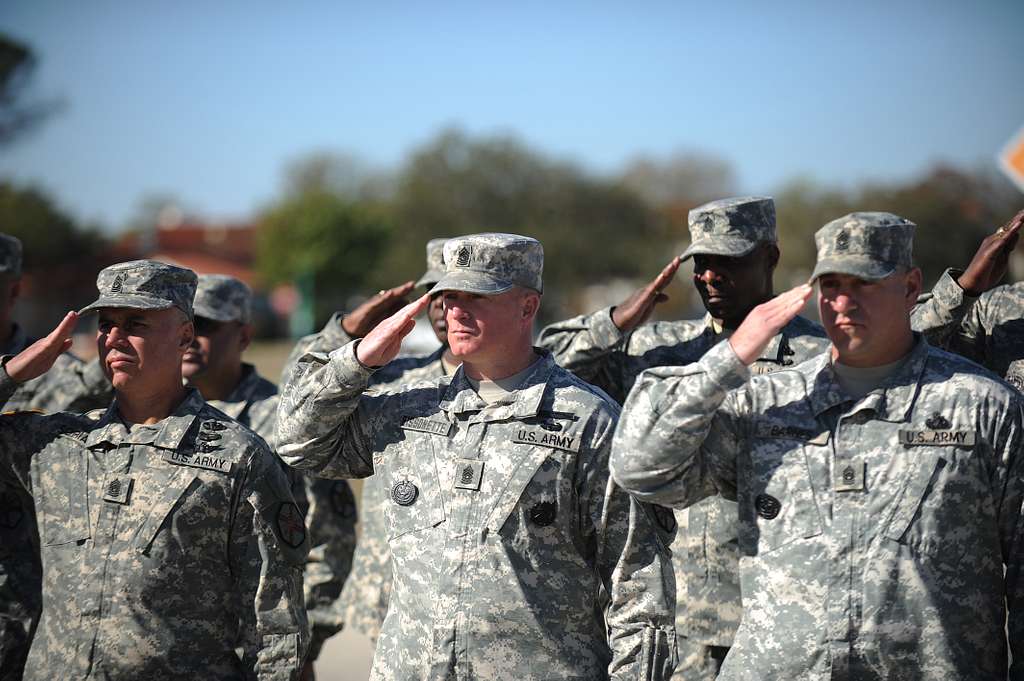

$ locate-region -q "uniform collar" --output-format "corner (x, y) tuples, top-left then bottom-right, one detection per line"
(211, 363), (261, 420)
(438, 349), (555, 421)
(86, 387), (205, 449)
(807, 335), (929, 422)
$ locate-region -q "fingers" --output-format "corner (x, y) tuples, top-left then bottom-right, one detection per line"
(50, 311), (79, 345)
(395, 293), (431, 323)
(650, 256), (682, 293)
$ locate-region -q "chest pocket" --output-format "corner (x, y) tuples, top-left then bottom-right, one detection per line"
(34, 440), (90, 547)
(882, 432), (989, 563)
(740, 434), (823, 556)
(380, 427), (446, 541)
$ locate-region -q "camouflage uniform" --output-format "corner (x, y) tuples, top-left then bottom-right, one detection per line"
(192, 274), (357, 663)
(912, 270), (1024, 390)
(0, 234), (113, 680)
(612, 215), (1024, 680)
(538, 197), (830, 680)
(0, 261), (308, 680)
(277, 234), (676, 681)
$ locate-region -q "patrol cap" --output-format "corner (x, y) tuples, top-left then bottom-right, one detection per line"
(79, 259), (198, 318)
(810, 212), (916, 282)
(414, 238), (449, 289)
(429, 233), (543, 296)
(193, 274), (252, 324)
(681, 196), (776, 261)
(0, 233), (22, 277)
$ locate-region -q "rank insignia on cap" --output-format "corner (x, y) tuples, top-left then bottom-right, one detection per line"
(391, 480), (418, 506)
(455, 246), (471, 267)
(835, 230), (850, 251)
(103, 476), (133, 504)
(110, 274), (124, 293)
(276, 501), (306, 548)
(529, 500), (557, 527)
(925, 412), (952, 430)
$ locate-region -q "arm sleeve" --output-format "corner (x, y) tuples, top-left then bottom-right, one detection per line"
(997, 399), (1024, 681)
(911, 269), (985, 361)
(279, 313), (353, 385)
(581, 408), (677, 680)
(610, 339), (751, 509)
(536, 308), (632, 402)
(235, 445), (310, 681)
(275, 341), (390, 479)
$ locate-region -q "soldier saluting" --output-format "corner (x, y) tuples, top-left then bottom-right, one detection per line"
(612, 213), (1024, 680)
(0, 260), (308, 680)
(277, 233), (676, 681)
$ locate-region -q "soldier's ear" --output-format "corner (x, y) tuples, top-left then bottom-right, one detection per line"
(179, 320), (195, 350)
(904, 267), (923, 307)
(521, 292), (540, 321)
(238, 323), (253, 352)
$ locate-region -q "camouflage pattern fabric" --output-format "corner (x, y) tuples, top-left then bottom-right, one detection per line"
(681, 196), (776, 261)
(79, 259), (198, 319)
(0, 373), (308, 680)
(204, 362), (357, 663)
(612, 336), (1024, 680)
(538, 310), (829, 677)
(430, 233), (543, 295)
(0, 234), (22, 277)
(193, 274), (253, 324)
(1, 329), (113, 681)
(912, 270), (1024, 391)
(810, 212), (915, 282)
(414, 238), (450, 289)
(276, 343), (677, 680)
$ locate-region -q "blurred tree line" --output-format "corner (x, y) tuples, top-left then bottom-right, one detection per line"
(255, 128), (1022, 327)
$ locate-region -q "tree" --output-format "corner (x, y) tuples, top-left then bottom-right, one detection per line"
(0, 181), (105, 267)
(255, 190), (393, 323)
(0, 34), (62, 147)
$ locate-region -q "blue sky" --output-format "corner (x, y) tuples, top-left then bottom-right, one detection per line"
(2, 0), (1022, 228)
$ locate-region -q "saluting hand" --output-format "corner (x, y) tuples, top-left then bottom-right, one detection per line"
(610, 256), (682, 332)
(355, 294), (431, 368)
(341, 280), (417, 338)
(5, 311), (78, 383)
(728, 284), (813, 366)
(957, 209), (1023, 296)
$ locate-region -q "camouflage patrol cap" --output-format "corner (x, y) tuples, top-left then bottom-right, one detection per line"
(681, 196), (776, 261)
(193, 274), (252, 323)
(79, 259), (198, 318)
(0, 233), (22, 277)
(414, 238), (449, 289)
(429, 233), (543, 295)
(810, 212), (915, 282)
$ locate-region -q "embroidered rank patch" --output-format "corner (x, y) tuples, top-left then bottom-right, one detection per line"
(833, 461), (864, 492)
(512, 428), (581, 453)
(103, 476), (134, 504)
(162, 450), (233, 474)
(755, 423), (829, 445)
(453, 459), (484, 491)
(898, 430), (977, 446)
(276, 501), (307, 548)
(401, 417), (452, 437)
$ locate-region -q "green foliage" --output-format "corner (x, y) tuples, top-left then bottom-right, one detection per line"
(0, 33), (61, 146)
(255, 190), (393, 321)
(0, 181), (105, 267)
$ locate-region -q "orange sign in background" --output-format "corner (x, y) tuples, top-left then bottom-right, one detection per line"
(999, 125), (1024, 194)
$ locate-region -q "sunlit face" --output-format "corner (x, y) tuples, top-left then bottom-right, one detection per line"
(182, 316), (249, 382)
(817, 269), (921, 366)
(692, 244), (778, 327)
(97, 307), (193, 393)
(426, 292), (447, 346)
(442, 288), (537, 365)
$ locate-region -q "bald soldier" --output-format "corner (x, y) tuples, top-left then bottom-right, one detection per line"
(613, 213), (1024, 680)
(0, 260), (308, 680)
(277, 233), (676, 680)
(538, 196), (829, 678)
(183, 274), (357, 675)
(0, 233), (111, 680)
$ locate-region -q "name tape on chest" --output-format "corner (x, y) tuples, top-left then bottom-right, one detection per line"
(898, 430), (977, 447)
(512, 428), (581, 453)
(755, 423), (830, 445)
(401, 417), (452, 437)
(162, 450), (233, 474)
